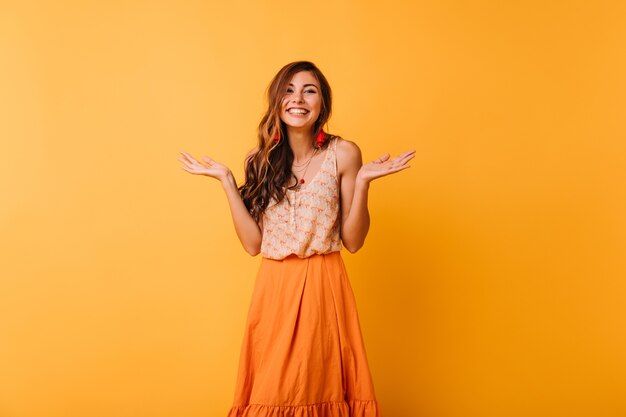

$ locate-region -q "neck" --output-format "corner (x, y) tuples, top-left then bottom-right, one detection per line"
(286, 127), (315, 162)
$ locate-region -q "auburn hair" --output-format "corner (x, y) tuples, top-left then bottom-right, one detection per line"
(238, 61), (337, 222)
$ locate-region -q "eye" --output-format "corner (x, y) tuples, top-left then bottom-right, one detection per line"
(286, 88), (294, 93)
(305, 89), (316, 94)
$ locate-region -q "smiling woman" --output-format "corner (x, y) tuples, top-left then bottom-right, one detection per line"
(178, 60), (415, 417)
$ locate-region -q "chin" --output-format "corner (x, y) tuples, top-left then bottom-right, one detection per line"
(282, 119), (313, 128)
(289, 124), (314, 131)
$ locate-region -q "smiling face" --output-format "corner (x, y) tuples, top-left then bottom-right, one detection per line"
(279, 70), (322, 131)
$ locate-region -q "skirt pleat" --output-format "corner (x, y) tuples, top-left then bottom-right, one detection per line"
(226, 251), (382, 417)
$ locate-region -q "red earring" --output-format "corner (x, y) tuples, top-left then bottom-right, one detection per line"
(316, 130), (326, 148)
(273, 131), (279, 143)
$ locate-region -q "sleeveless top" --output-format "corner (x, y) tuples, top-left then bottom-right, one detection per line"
(260, 136), (343, 260)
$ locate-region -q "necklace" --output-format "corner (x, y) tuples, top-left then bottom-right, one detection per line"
(292, 147), (317, 167)
(292, 147), (319, 189)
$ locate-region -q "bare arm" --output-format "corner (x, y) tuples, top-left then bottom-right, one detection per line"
(337, 139), (370, 253)
(337, 139), (416, 253)
(220, 171), (262, 256)
(178, 150), (262, 256)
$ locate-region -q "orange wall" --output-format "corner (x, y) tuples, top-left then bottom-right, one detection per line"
(1, 1), (625, 416)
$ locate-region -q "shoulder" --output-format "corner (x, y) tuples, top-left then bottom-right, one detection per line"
(335, 137), (362, 175)
(335, 137), (360, 156)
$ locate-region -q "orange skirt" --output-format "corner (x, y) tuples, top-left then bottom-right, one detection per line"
(227, 251), (382, 417)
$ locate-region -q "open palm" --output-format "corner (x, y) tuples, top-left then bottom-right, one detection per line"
(178, 151), (231, 182)
(357, 149), (416, 183)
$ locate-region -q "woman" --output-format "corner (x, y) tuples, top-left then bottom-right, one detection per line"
(178, 61), (414, 416)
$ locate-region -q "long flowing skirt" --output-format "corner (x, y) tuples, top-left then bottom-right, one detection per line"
(226, 251), (382, 417)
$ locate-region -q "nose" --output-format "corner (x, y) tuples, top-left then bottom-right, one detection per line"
(291, 91), (304, 103)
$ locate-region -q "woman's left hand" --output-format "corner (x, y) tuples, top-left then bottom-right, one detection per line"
(356, 149), (416, 184)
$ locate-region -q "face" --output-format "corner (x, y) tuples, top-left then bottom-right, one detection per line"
(279, 70), (322, 131)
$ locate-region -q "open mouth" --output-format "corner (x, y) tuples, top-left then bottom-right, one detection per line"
(287, 108), (309, 115)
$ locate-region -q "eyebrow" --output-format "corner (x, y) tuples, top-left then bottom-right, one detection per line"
(288, 83), (319, 89)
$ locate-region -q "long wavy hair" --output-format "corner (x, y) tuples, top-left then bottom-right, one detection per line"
(238, 61), (336, 222)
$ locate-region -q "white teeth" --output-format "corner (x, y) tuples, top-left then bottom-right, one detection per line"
(288, 109), (308, 114)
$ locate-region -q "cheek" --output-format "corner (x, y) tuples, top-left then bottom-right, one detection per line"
(310, 98), (322, 113)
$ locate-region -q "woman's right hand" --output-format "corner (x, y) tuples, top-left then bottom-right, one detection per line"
(178, 151), (231, 183)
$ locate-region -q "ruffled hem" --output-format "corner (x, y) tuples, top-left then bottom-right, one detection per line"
(227, 399), (381, 417)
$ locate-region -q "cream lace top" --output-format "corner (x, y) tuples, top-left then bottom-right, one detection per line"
(260, 137), (342, 260)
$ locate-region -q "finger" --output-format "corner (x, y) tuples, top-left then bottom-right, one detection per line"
(181, 164), (207, 175)
(380, 150), (413, 165)
(202, 156), (215, 165)
(375, 153), (391, 163)
(386, 161), (411, 172)
(393, 150), (416, 161)
(389, 150), (415, 162)
(179, 151), (192, 161)
(389, 164), (411, 174)
(180, 151), (200, 164)
(177, 157), (196, 169)
(397, 153), (416, 165)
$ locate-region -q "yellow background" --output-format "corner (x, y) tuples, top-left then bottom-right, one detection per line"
(1, 1), (625, 416)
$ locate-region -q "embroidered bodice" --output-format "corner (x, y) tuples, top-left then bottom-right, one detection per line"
(260, 137), (342, 260)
